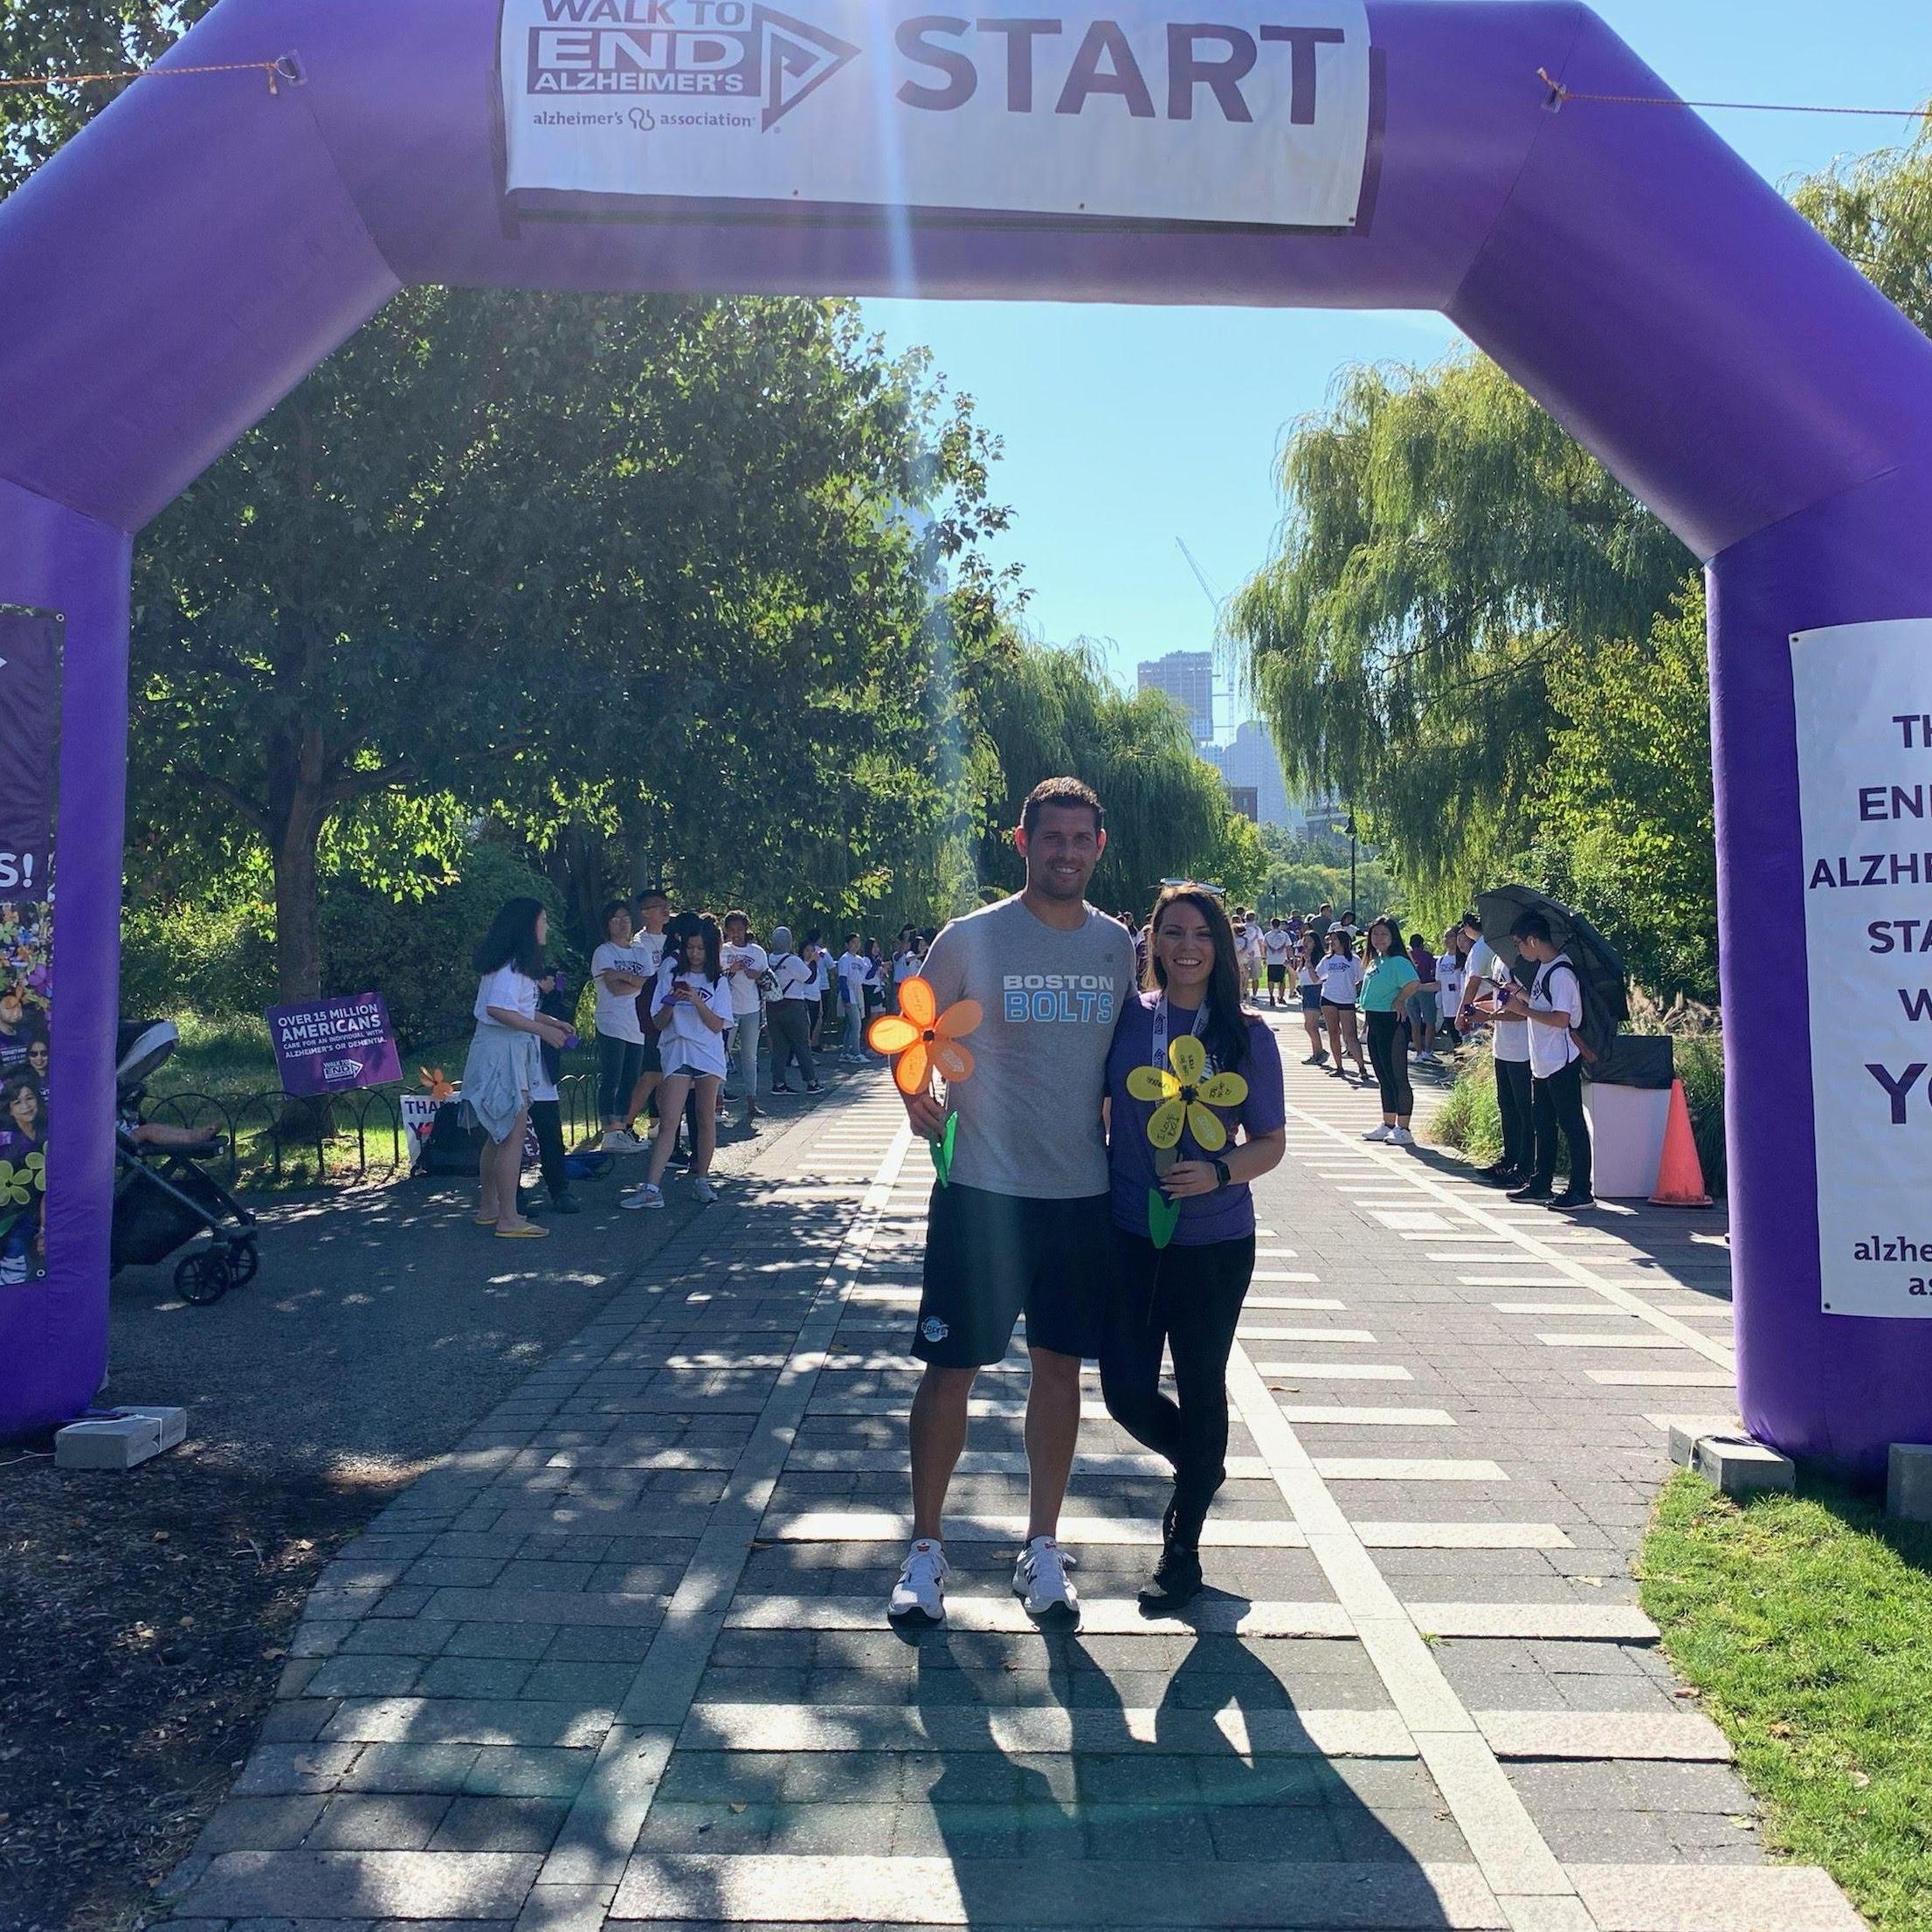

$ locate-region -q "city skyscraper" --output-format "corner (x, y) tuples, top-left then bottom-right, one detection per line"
(1135, 649), (1214, 745)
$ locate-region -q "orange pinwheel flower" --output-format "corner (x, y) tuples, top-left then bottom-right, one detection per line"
(866, 977), (983, 1098)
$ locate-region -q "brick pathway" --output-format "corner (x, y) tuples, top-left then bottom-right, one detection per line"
(158, 1022), (1866, 1932)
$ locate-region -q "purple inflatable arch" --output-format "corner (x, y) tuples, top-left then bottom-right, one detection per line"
(3, 0), (1931, 1471)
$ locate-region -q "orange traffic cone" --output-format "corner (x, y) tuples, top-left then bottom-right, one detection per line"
(1649, 1078), (1713, 1207)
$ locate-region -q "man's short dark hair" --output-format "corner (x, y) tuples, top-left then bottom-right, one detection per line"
(636, 885), (669, 908)
(1511, 912), (1554, 946)
(1461, 909), (1481, 931)
(1019, 776), (1103, 838)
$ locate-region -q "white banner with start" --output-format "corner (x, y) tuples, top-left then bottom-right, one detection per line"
(499, 0), (1372, 231)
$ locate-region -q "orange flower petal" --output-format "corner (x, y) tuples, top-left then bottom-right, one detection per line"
(935, 997), (982, 1039)
(930, 1039), (975, 1085)
(867, 1014), (921, 1055)
(893, 1039), (934, 1097)
(897, 977), (937, 1030)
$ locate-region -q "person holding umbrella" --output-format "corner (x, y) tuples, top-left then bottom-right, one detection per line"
(1503, 911), (1594, 1209)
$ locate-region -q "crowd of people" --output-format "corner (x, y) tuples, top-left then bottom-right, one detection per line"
(459, 776), (1596, 1623)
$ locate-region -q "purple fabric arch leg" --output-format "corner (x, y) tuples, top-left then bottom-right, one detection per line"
(3, 0), (1932, 1467)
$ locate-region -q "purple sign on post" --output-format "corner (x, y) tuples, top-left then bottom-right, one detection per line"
(266, 993), (403, 1097)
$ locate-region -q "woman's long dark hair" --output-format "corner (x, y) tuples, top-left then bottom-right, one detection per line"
(472, 897), (547, 978)
(1144, 884), (1251, 1073)
(666, 913), (723, 986)
(1367, 915), (1405, 961)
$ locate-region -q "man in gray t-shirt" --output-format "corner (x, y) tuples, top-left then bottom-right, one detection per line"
(887, 778), (1134, 1635)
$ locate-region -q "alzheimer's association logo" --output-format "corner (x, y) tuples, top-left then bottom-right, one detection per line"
(527, 0), (859, 131)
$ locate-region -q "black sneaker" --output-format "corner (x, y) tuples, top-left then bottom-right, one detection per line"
(769, 1082), (795, 1094)
(549, 1192), (582, 1215)
(1549, 1190), (1597, 1211)
(804, 1082), (825, 1094)
(1507, 1181), (1553, 1201)
(1478, 1164), (1520, 1187)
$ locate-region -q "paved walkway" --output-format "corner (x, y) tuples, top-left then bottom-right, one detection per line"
(158, 1020), (1866, 1932)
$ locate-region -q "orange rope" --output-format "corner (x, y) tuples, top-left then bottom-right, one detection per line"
(1538, 68), (1929, 121)
(0, 58), (290, 95)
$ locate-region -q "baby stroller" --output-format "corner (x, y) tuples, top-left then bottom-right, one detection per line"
(111, 1019), (259, 1306)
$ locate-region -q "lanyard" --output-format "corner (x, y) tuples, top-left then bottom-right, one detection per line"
(1150, 994), (1210, 1073)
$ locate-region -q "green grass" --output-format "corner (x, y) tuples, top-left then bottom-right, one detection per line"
(1640, 1468), (1932, 1931)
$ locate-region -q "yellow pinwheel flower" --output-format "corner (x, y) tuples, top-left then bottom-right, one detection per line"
(1124, 1032), (1249, 1153)
(0, 1155), (34, 1207)
(866, 976), (983, 1098)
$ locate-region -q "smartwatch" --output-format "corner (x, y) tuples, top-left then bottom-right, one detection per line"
(1211, 1156), (1232, 1190)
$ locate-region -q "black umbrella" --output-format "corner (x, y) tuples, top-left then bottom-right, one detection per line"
(1475, 885), (1629, 1026)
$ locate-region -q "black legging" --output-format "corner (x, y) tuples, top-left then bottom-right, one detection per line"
(1099, 1230), (1256, 1529)
(528, 1098), (569, 1202)
(768, 997), (817, 1087)
(1364, 1009), (1412, 1116)
(1495, 1055), (1533, 1171)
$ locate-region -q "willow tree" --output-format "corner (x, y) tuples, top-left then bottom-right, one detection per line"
(1226, 355), (1688, 908)
(968, 637), (1242, 913)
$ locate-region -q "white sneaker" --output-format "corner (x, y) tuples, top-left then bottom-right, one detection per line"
(888, 1538), (949, 1625)
(601, 1128), (645, 1154)
(1012, 1535), (1080, 1629)
(1390, 1128), (1416, 1147)
(692, 1177), (718, 1204)
(620, 1183), (665, 1211)
(1363, 1124), (1392, 1142)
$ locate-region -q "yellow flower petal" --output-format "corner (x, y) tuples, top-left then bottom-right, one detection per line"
(1197, 1072), (1249, 1108)
(893, 1039), (934, 1097)
(1147, 1097), (1186, 1149)
(1186, 1102), (1229, 1152)
(1125, 1065), (1171, 1103)
(867, 1014), (921, 1055)
(1168, 1035), (1207, 1084)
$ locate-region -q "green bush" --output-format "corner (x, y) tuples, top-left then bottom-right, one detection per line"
(121, 844), (567, 1052)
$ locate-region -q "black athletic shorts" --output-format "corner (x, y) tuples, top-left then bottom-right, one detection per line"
(1266, 963), (1288, 984)
(912, 1183), (1111, 1367)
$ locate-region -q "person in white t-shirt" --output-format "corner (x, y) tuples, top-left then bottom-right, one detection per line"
(461, 897), (570, 1239)
(892, 936), (926, 1008)
(764, 925), (822, 1095)
(618, 887), (671, 1140)
(720, 909), (769, 1130)
(1500, 913), (1593, 1208)
(1293, 933), (1328, 1067)
(837, 934), (871, 1062)
(1237, 917), (1265, 1000)
(1262, 919), (1294, 1008)
(803, 932), (834, 1050)
(590, 900), (653, 1153)
(1314, 926), (1368, 1080)
(623, 918), (735, 1211)
(1458, 910), (1532, 1187)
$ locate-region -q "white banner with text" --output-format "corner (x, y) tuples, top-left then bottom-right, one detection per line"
(1794, 617), (1932, 1317)
(499, 0), (1371, 230)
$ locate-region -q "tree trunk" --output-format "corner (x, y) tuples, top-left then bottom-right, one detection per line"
(272, 814), (323, 1006)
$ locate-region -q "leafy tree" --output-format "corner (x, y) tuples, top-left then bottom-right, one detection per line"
(1533, 587), (1716, 1001)
(1254, 823), (1398, 925)
(1227, 356), (1688, 901)
(130, 288), (1000, 1001)
(964, 638), (1244, 913)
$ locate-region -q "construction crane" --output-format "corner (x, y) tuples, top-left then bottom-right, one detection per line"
(1175, 536), (1224, 618)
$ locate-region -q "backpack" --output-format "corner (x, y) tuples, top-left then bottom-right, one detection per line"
(1535, 957), (1618, 1073)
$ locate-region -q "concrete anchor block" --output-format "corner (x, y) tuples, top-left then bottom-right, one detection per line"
(1886, 1443), (1932, 1523)
(1666, 1418), (1740, 1468)
(1693, 1433), (1795, 1498)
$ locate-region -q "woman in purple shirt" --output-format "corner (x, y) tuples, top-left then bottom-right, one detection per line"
(1101, 884), (1286, 1610)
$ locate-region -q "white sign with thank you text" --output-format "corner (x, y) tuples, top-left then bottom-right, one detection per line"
(1793, 618), (1932, 1316)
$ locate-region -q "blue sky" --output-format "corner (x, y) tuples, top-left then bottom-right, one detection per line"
(861, 0), (1932, 721)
